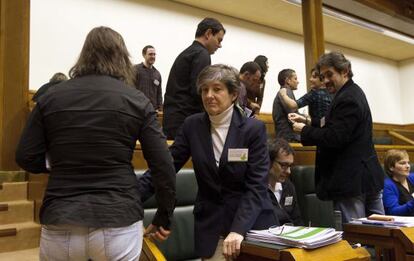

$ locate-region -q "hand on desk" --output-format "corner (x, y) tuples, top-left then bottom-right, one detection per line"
(144, 224), (171, 242)
(223, 232), (244, 260)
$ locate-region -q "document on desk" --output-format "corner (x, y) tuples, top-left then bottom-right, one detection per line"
(350, 216), (414, 227)
(246, 225), (342, 249)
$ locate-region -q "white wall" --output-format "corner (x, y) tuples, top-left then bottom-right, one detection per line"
(30, 0), (412, 124)
(399, 59), (414, 124)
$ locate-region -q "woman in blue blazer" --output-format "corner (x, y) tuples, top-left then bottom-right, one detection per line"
(140, 64), (278, 260)
(383, 149), (413, 215)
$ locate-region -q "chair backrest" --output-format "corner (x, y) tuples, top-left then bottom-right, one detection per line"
(372, 136), (393, 145)
(290, 165), (335, 228)
(136, 169), (199, 261)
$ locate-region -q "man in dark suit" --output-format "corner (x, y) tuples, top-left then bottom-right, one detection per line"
(268, 138), (303, 226)
(289, 52), (384, 223)
(162, 17), (225, 139)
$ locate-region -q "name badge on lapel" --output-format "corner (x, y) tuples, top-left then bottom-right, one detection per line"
(284, 196), (293, 206)
(228, 148), (248, 162)
(153, 79), (160, 86)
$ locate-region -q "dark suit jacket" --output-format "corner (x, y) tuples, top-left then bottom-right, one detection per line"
(139, 106), (278, 257)
(268, 179), (303, 226)
(301, 79), (383, 200)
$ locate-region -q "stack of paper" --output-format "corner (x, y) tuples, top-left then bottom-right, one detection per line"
(246, 225), (342, 249)
(350, 216), (414, 227)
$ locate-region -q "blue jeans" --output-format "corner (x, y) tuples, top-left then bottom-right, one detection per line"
(39, 220), (143, 261)
(334, 191), (384, 223)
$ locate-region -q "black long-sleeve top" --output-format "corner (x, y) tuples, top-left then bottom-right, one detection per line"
(16, 75), (175, 228)
(162, 41), (211, 139)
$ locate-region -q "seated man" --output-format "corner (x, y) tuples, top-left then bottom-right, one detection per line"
(268, 138), (303, 225)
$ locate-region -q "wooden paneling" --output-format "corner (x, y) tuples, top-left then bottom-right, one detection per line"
(0, 0), (30, 170)
(355, 0), (414, 23)
(301, 0), (325, 91)
(27, 173), (49, 223)
(0, 228), (16, 237)
(173, 0), (414, 61)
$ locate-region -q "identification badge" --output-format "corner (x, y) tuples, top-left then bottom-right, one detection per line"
(228, 148), (248, 162)
(154, 79), (160, 86)
(284, 196), (293, 206)
(320, 117), (326, 128)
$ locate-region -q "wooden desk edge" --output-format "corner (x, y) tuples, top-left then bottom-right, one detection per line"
(241, 242), (281, 259)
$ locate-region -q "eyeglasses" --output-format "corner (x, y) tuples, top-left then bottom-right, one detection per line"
(276, 161), (294, 170)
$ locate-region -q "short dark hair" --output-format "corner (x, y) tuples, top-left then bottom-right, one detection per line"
(316, 51), (353, 78)
(49, 72), (68, 84)
(142, 45), (154, 56)
(195, 17), (225, 38)
(240, 61), (260, 75)
(268, 138), (295, 164)
(310, 67), (322, 81)
(69, 26), (134, 86)
(278, 69), (296, 86)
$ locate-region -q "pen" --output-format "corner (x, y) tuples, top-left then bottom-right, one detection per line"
(278, 225), (285, 235)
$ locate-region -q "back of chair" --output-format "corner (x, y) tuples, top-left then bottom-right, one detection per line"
(136, 169), (199, 261)
(290, 165), (335, 228)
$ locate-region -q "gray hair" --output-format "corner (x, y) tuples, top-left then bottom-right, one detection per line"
(196, 64), (241, 95)
(316, 51), (353, 78)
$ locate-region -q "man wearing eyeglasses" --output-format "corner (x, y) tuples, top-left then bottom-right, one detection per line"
(267, 138), (303, 226)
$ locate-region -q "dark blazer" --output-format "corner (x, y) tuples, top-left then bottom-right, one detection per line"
(139, 106), (278, 257)
(383, 173), (414, 215)
(301, 79), (384, 200)
(268, 179), (303, 226)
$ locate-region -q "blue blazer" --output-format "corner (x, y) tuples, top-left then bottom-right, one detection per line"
(139, 106), (278, 257)
(383, 173), (414, 216)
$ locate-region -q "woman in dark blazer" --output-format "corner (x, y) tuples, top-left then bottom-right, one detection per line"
(140, 64), (278, 260)
(383, 149), (414, 215)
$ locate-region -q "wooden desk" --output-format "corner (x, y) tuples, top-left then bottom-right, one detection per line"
(237, 240), (370, 261)
(343, 224), (414, 261)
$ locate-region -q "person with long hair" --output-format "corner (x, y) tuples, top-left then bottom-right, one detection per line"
(16, 26), (175, 261)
